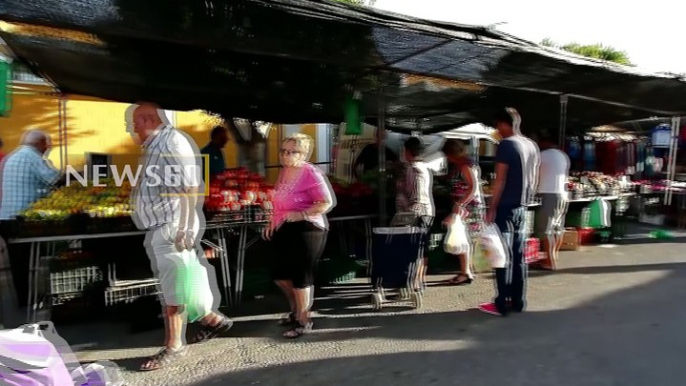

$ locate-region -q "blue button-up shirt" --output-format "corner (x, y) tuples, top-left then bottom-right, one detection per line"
(0, 146), (61, 219)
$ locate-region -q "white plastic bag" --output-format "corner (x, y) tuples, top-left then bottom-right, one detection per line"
(480, 224), (508, 268)
(444, 214), (470, 255)
(0, 322), (75, 386)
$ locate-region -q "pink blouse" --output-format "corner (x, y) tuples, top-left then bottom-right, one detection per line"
(272, 163), (333, 230)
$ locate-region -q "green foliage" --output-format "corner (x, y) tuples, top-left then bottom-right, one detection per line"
(540, 38), (633, 66)
(331, 0), (376, 5)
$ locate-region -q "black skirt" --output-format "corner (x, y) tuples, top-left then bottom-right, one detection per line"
(271, 221), (328, 288)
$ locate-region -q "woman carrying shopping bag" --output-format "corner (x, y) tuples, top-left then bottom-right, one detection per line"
(263, 133), (336, 339)
(442, 140), (485, 286)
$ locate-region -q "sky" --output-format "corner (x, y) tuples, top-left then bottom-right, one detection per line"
(374, 0), (686, 74)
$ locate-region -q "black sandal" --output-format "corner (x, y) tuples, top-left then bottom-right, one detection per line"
(448, 274), (473, 286)
(191, 316), (233, 344)
(140, 346), (188, 371)
(279, 312), (297, 326)
(283, 322), (313, 339)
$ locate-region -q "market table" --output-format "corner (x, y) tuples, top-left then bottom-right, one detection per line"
(4, 222), (236, 324)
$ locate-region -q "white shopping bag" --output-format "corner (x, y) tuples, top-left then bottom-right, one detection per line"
(480, 224), (508, 268)
(443, 214), (470, 255)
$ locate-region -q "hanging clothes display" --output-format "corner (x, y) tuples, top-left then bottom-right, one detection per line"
(565, 136), (582, 172)
(583, 138), (596, 172)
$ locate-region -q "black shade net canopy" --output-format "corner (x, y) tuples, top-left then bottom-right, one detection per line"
(1, 0), (685, 133)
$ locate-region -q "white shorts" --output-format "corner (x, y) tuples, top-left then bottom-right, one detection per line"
(144, 223), (215, 311)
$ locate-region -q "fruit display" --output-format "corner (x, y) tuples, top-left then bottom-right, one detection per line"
(204, 168), (274, 222)
(20, 179), (133, 221)
(567, 172), (625, 199)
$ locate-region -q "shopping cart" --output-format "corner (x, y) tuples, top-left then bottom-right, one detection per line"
(370, 213), (428, 310)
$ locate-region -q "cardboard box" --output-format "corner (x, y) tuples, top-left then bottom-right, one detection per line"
(560, 228), (580, 251)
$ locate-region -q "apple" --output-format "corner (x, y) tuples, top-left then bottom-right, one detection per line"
(242, 190), (257, 203)
(256, 191), (268, 202)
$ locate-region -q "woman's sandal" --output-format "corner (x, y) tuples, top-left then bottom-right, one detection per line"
(279, 312), (297, 326)
(191, 316), (233, 344)
(448, 274), (474, 286)
(283, 322), (313, 339)
(140, 346), (188, 371)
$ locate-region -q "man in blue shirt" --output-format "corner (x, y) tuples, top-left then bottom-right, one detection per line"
(200, 126), (229, 178)
(0, 130), (62, 220)
(480, 108), (539, 317)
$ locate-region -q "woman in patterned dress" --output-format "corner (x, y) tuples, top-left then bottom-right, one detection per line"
(442, 140), (484, 286)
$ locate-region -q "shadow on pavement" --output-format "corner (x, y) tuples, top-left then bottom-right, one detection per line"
(180, 263), (686, 386)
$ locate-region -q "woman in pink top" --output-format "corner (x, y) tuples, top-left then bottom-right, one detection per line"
(263, 133), (336, 338)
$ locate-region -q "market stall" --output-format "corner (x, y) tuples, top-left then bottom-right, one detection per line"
(3, 0), (686, 328)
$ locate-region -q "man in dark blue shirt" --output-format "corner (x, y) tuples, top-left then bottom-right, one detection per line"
(480, 108), (539, 317)
(201, 126), (229, 178)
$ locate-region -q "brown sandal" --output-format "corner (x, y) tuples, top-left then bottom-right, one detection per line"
(140, 346), (188, 371)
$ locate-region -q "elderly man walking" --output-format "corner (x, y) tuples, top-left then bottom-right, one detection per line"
(126, 103), (232, 371)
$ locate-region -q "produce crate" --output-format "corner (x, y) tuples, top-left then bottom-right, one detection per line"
(85, 216), (137, 234)
(104, 280), (160, 306)
(577, 227), (597, 245)
(49, 262), (103, 296)
(205, 207), (250, 225)
(249, 205), (273, 223)
(317, 256), (361, 285)
(11, 217), (72, 237)
(524, 238), (541, 264)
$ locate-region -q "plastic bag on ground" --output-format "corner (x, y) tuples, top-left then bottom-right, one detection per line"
(443, 214), (470, 255)
(480, 224), (508, 269)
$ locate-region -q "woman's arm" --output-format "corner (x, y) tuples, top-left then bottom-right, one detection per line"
(454, 164), (478, 210)
(303, 167), (335, 216)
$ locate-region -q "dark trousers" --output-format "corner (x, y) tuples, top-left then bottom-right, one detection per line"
(494, 205), (527, 314)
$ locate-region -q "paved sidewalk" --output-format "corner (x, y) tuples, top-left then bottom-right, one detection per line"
(62, 224), (686, 386)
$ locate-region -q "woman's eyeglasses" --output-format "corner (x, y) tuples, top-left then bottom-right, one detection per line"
(280, 149), (301, 156)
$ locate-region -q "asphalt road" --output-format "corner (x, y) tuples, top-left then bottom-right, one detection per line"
(63, 224), (686, 386)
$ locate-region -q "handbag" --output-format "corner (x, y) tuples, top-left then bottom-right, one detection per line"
(443, 214), (470, 255)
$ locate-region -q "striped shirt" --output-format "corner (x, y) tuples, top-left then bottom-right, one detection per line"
(0, 146), (61, 220)
(396, 160), (435, 217)
(131, 124), (203, 230)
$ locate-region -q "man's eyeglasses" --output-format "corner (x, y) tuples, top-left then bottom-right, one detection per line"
(280, 149), (301, 156)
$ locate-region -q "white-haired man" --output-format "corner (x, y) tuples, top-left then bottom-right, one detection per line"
(125, 103), (232, 372)
(0, 130), (62, 220)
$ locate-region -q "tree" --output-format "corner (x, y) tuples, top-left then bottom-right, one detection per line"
(541, 38), (633, 66)
(331, 0), (377, 5)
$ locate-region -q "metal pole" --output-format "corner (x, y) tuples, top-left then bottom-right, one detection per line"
(666, 116), (681, 206)
(61, 95), (68, 171)
(559, 95), (569, 148)
(664, 118), (676, 206)
(57, 96), (63, 171)
(377, 93), (387, 226)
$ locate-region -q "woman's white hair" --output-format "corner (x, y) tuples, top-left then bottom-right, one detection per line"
(283, 133), (313, 160)
(21, 129), (49, 146)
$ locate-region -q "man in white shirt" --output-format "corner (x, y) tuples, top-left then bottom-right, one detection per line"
(534, 131), (570, 270)
(126, 103), (232, 372)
